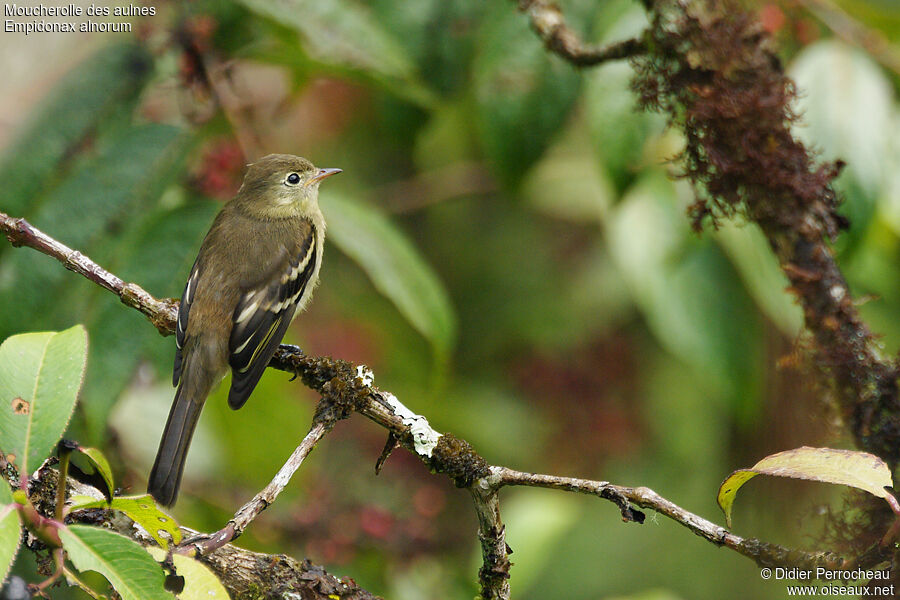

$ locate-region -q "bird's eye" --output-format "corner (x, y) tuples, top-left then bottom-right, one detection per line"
(286, 173), (301, 185)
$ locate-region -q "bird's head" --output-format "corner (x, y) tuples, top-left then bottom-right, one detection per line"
(235, 154), (341, 219)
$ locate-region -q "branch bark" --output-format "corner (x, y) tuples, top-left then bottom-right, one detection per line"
(515, 0), (647, 66)
(23, 464), (380, 600)
(3, 1), (896, 597)
(624, 0), (900, 467)
(4, 210), (888, 599)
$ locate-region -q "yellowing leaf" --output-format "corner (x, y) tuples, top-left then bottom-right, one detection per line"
(147, 547), (229, 600)
(67, 495), (181, 549)
(717, 447), (894, 528)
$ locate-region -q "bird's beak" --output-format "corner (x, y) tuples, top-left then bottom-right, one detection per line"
(306, 168), (342, 186)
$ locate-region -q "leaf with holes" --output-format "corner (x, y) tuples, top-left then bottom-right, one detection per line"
(58, 524), (170, 600)
(67, 495), (181, 549)
(0, 325), (87, 475)
(717, 447), (895, 528)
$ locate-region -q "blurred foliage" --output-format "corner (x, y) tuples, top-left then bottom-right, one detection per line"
(1, 0), (899, 598)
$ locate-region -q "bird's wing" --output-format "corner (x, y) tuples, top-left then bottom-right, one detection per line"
(173, 261), (200, 386)
(227, 226), (318, 409)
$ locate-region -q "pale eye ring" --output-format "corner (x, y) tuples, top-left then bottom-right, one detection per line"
(286, 173), (301, 185)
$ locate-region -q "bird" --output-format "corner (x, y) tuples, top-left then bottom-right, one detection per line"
(148, 154), (341, 506)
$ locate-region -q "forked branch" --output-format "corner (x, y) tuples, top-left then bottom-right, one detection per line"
(3, 210), (882, 600)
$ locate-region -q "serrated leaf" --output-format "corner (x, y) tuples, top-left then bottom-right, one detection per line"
(237, 0), (432, 104)
(0, 43), (151, 218)
(147, 547), (229, 599)
(0, 325), (87, 475)
(58, 524), (171, 600)
(473, 4), (581, 185)
(0, 479), (22, 585)
(67, 495), (181, 549)
(717, 447), (894, 528)
(76, 447), (115, 501)
(324, 193), (456, 356)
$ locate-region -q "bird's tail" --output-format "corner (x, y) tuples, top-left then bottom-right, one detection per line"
(148, 373), (208, 506)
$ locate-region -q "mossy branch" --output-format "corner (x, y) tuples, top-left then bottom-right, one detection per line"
(4, 209), (887, 599)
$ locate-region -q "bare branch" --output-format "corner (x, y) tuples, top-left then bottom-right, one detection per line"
(800, 0), (900, 76)
(470, 481), (511, 600)
(179, 418), (336, 556)
(491, 468), (890, 571)
(515, 0), (647, 66)
(3, 211), (887, 596)
(0, 212), (178, 335)
(21, 465), (380, 599)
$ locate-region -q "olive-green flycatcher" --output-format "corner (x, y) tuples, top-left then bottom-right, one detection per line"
(148, 154), (340, 506)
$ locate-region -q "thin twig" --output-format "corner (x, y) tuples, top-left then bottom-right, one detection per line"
(3, 211), (885, 596)
(0, 212), (178, 335)
(515, 0), (647, 66)
(800, 0), (900, 76)
(179, 418), (335, 556)
(491, 468), (886, 571)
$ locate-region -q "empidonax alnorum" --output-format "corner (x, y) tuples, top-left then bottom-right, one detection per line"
(148, 154), (341, 506)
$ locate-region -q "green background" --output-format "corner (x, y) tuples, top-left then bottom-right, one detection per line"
(1, 0), (899, 597)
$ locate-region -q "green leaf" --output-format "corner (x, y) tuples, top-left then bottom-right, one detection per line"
(585, 2), (664, 191)
(714, 222), (803, 337)
(501, 493), (580, 595)
(790, 41), (894, 203)
(237, 0), (432, 104)
(324, 193), (456, 355)
(0, 123), (188, 339)
(717, 447), (895, 528)
(606, 173), (762, 409)
(0, 480), (22, 585)
(147, 547), (229, 599)
(789, 41), (895, 251)
(0, 43), (151, 218)
(370, 0), (487, 96)
(522, 127), (615, 224)
(67, 495), (181, 549)
(78, 305), (151, 444)
(0, 325), (87, 475)
(76, 447), (115, 501)
(473, 4), (581, 185)
(58, 524), (171, 600)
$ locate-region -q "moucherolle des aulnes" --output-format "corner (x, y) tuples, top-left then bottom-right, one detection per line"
(148, 154), (340, 506)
